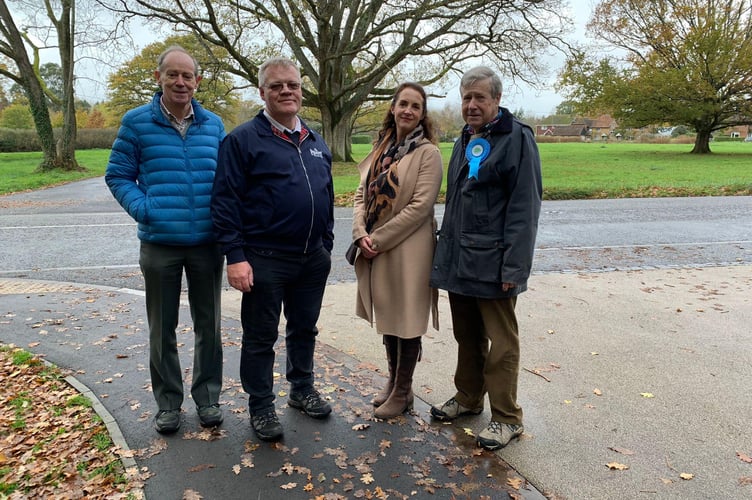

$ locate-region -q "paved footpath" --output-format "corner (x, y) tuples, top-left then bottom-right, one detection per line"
(2, 264), (751, 499)
(0, 279), (541, 500)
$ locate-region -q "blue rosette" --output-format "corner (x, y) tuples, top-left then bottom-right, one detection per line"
(465, 138), (490, 179)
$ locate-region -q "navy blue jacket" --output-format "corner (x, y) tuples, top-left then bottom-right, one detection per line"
(105, 92), (225, 245)
(211, 111), (335, 265)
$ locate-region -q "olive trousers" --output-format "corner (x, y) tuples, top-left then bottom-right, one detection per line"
(447, 292), (522, 424)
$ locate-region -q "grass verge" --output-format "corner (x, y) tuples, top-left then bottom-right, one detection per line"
(1, 142), (751, 204)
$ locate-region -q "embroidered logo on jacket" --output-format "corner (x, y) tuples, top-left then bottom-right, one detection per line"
(309, 148), (324, 158)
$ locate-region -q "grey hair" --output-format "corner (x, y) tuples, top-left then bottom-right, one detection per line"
(460, 66), (502, 98)
(258, 57), (300, 88)
(157, 45), (200, 76)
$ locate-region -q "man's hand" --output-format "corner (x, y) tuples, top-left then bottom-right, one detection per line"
(502, 282), (517, 292)
(227, 261), (253, 292)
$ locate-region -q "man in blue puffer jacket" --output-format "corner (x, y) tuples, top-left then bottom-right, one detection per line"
(105, 46), (226, 434)
(212, 57), (334, 442)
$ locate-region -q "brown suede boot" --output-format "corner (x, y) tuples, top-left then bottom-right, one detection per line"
(373, 335), (399, 407)
(374, 337), (421, 419)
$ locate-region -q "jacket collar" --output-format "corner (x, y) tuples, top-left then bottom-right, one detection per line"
(151, 92), (207, 126)
(254, 109), (319, 143)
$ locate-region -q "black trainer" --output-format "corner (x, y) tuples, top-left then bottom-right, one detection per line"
(154, 409), (181, 433)
(288, 390), (332, 419)
(197, 404), (223, 427)
(250, 409), (283, 441)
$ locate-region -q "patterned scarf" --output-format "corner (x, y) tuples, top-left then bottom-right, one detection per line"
(364, 124), (424, 232)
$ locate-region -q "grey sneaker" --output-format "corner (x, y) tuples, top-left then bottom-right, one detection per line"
(477, 421), (524, 450)
(288, 390), (332, 419)
(251, 409), (283, 441)
(154, 409), (181, 434)
(430, 397), (483, 421)
(197, 404), (223, 427)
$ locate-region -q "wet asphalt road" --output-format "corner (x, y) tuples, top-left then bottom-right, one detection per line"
(0, 177), (750, 288)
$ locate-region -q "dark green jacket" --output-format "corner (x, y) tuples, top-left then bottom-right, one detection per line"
(430, 108), (542, 299)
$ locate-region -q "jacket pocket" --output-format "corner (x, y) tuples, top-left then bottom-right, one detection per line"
(457, 233), (502, 283)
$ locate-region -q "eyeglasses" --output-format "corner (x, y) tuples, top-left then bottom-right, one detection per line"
(264, 81), (302, 92)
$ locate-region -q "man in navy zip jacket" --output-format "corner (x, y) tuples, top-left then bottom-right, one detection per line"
(106, 46), (226, 434)
(211, 57), (335, 441)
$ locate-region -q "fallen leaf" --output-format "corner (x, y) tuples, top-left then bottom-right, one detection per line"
(463, 427), (474, 437)
(606, 462), (629, 471)
(679, 473), (694, 480)
(280, 482), (297, 490)
(737, 451), (752, 463)
(507, 477), (523, 490)
(739, 476), (752, 485)
(352, 423), (370, 431)
(593, 388), (602, 396)
(361, 473), (374, 484)
(640, 392), (655, 398)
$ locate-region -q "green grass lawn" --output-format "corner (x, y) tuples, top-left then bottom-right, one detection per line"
(2, 142), (751, 203)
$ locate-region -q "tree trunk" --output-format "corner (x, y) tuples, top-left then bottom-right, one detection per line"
(320, 106), (355, 162)
(0, 0), (57, 170)
(54, 0), (80, 171)
(25, 76), (58, 171)
(690, 129), (712, 154)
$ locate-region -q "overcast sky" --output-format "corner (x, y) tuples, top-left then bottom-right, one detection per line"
(429, 4), (591, 117)
(63, 3), (591, 118)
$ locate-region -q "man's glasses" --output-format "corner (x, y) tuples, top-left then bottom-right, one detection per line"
(265, 81), (301, 92)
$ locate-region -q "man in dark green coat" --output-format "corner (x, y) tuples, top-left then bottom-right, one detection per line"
(429, 66), (542, 451)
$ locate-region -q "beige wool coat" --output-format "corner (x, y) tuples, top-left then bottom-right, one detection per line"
(352, 139), (443, 338)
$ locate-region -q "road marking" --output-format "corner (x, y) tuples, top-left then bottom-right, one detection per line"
(536, 241), (752, 251)
(0, 264), (140, 274)
(0, 223), (135, 230)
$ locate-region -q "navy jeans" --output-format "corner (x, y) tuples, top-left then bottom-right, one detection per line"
(239, 246), (331, 413)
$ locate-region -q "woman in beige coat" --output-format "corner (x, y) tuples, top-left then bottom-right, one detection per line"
(351, 82), (443, 419)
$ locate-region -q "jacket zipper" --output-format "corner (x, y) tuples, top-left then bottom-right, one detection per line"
(290, 136), (315, 254)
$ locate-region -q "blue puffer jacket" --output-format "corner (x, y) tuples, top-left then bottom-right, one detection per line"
(105, 92), (225, 246)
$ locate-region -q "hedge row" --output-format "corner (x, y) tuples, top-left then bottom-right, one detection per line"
(0, 128), (118, 152)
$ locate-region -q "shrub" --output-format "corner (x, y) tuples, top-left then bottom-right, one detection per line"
(0, 128), (118, 152)
(77, 128), (118, 149)
(351, 134), (373, 144)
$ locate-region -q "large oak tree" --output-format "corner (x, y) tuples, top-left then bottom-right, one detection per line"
(98, 0), (571, 160)
(559, 0), (752, 154)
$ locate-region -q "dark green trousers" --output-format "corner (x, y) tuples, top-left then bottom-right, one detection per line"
(140, 242), (224, 411)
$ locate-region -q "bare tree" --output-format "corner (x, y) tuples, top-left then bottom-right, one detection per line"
(0, 0), (59, 169)
(1, 0), (127, 170)
(97, 0), (572, 160)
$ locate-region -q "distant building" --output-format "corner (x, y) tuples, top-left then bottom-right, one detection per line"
(535, 114), (617, 141)
(583, 114), (618, 140)
(536, 124), (589, 139)
(722, 124), (750, 139)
